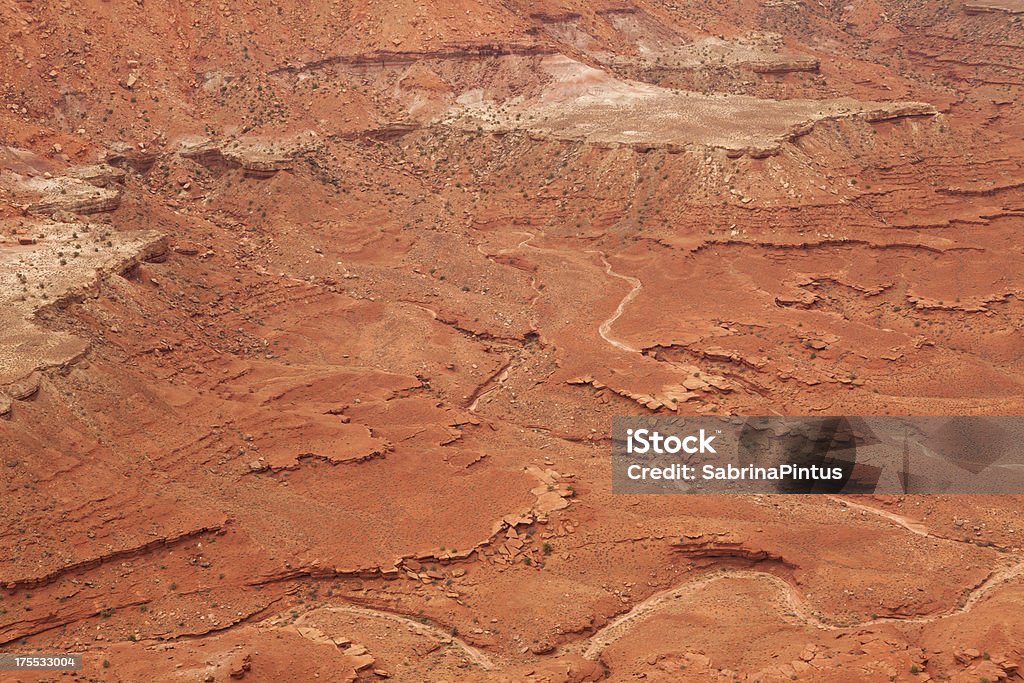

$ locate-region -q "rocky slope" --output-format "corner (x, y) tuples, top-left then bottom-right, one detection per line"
(1, 1), (1023, 681)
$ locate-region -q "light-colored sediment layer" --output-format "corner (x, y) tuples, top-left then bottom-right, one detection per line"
(177, 131), (322, 175)
(0, 219), (164, 389)
(603, 34), (820, 73)
(964, 0), (1024, 14)
(452, 56), (936, 156)
(0, 167), (123, 214)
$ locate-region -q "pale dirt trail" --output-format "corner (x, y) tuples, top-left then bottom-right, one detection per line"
(477, 232), (644, 354)
(578, 560), (1024, 659)
(577, 571), (741, 659)
(295, 604), (496, 670)
(576, 495), (1024, 660)
(586, 250), (643, 354)
(827, 495), (931, 537)
(576, 570), (837, 660)
(516, 231), (538, 251)
(475, 231), (542, 257)
(401, 300), (439, 319)
(579, 498), (1022, 659)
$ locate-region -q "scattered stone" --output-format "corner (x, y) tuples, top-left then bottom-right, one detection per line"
(7, 373), (40, 401)
(348, 654), (375, 671)
(228, 653), (251, 679)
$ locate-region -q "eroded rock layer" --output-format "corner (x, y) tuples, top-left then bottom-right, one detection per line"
(1, 0), (1023, 681)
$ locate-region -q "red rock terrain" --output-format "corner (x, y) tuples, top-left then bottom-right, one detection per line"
(1, 1), (1023, 681)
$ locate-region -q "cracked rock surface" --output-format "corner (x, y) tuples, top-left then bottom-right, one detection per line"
(1, 0), (1024, 681)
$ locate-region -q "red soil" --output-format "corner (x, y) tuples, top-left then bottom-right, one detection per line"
(1, 1), (1023, 681)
